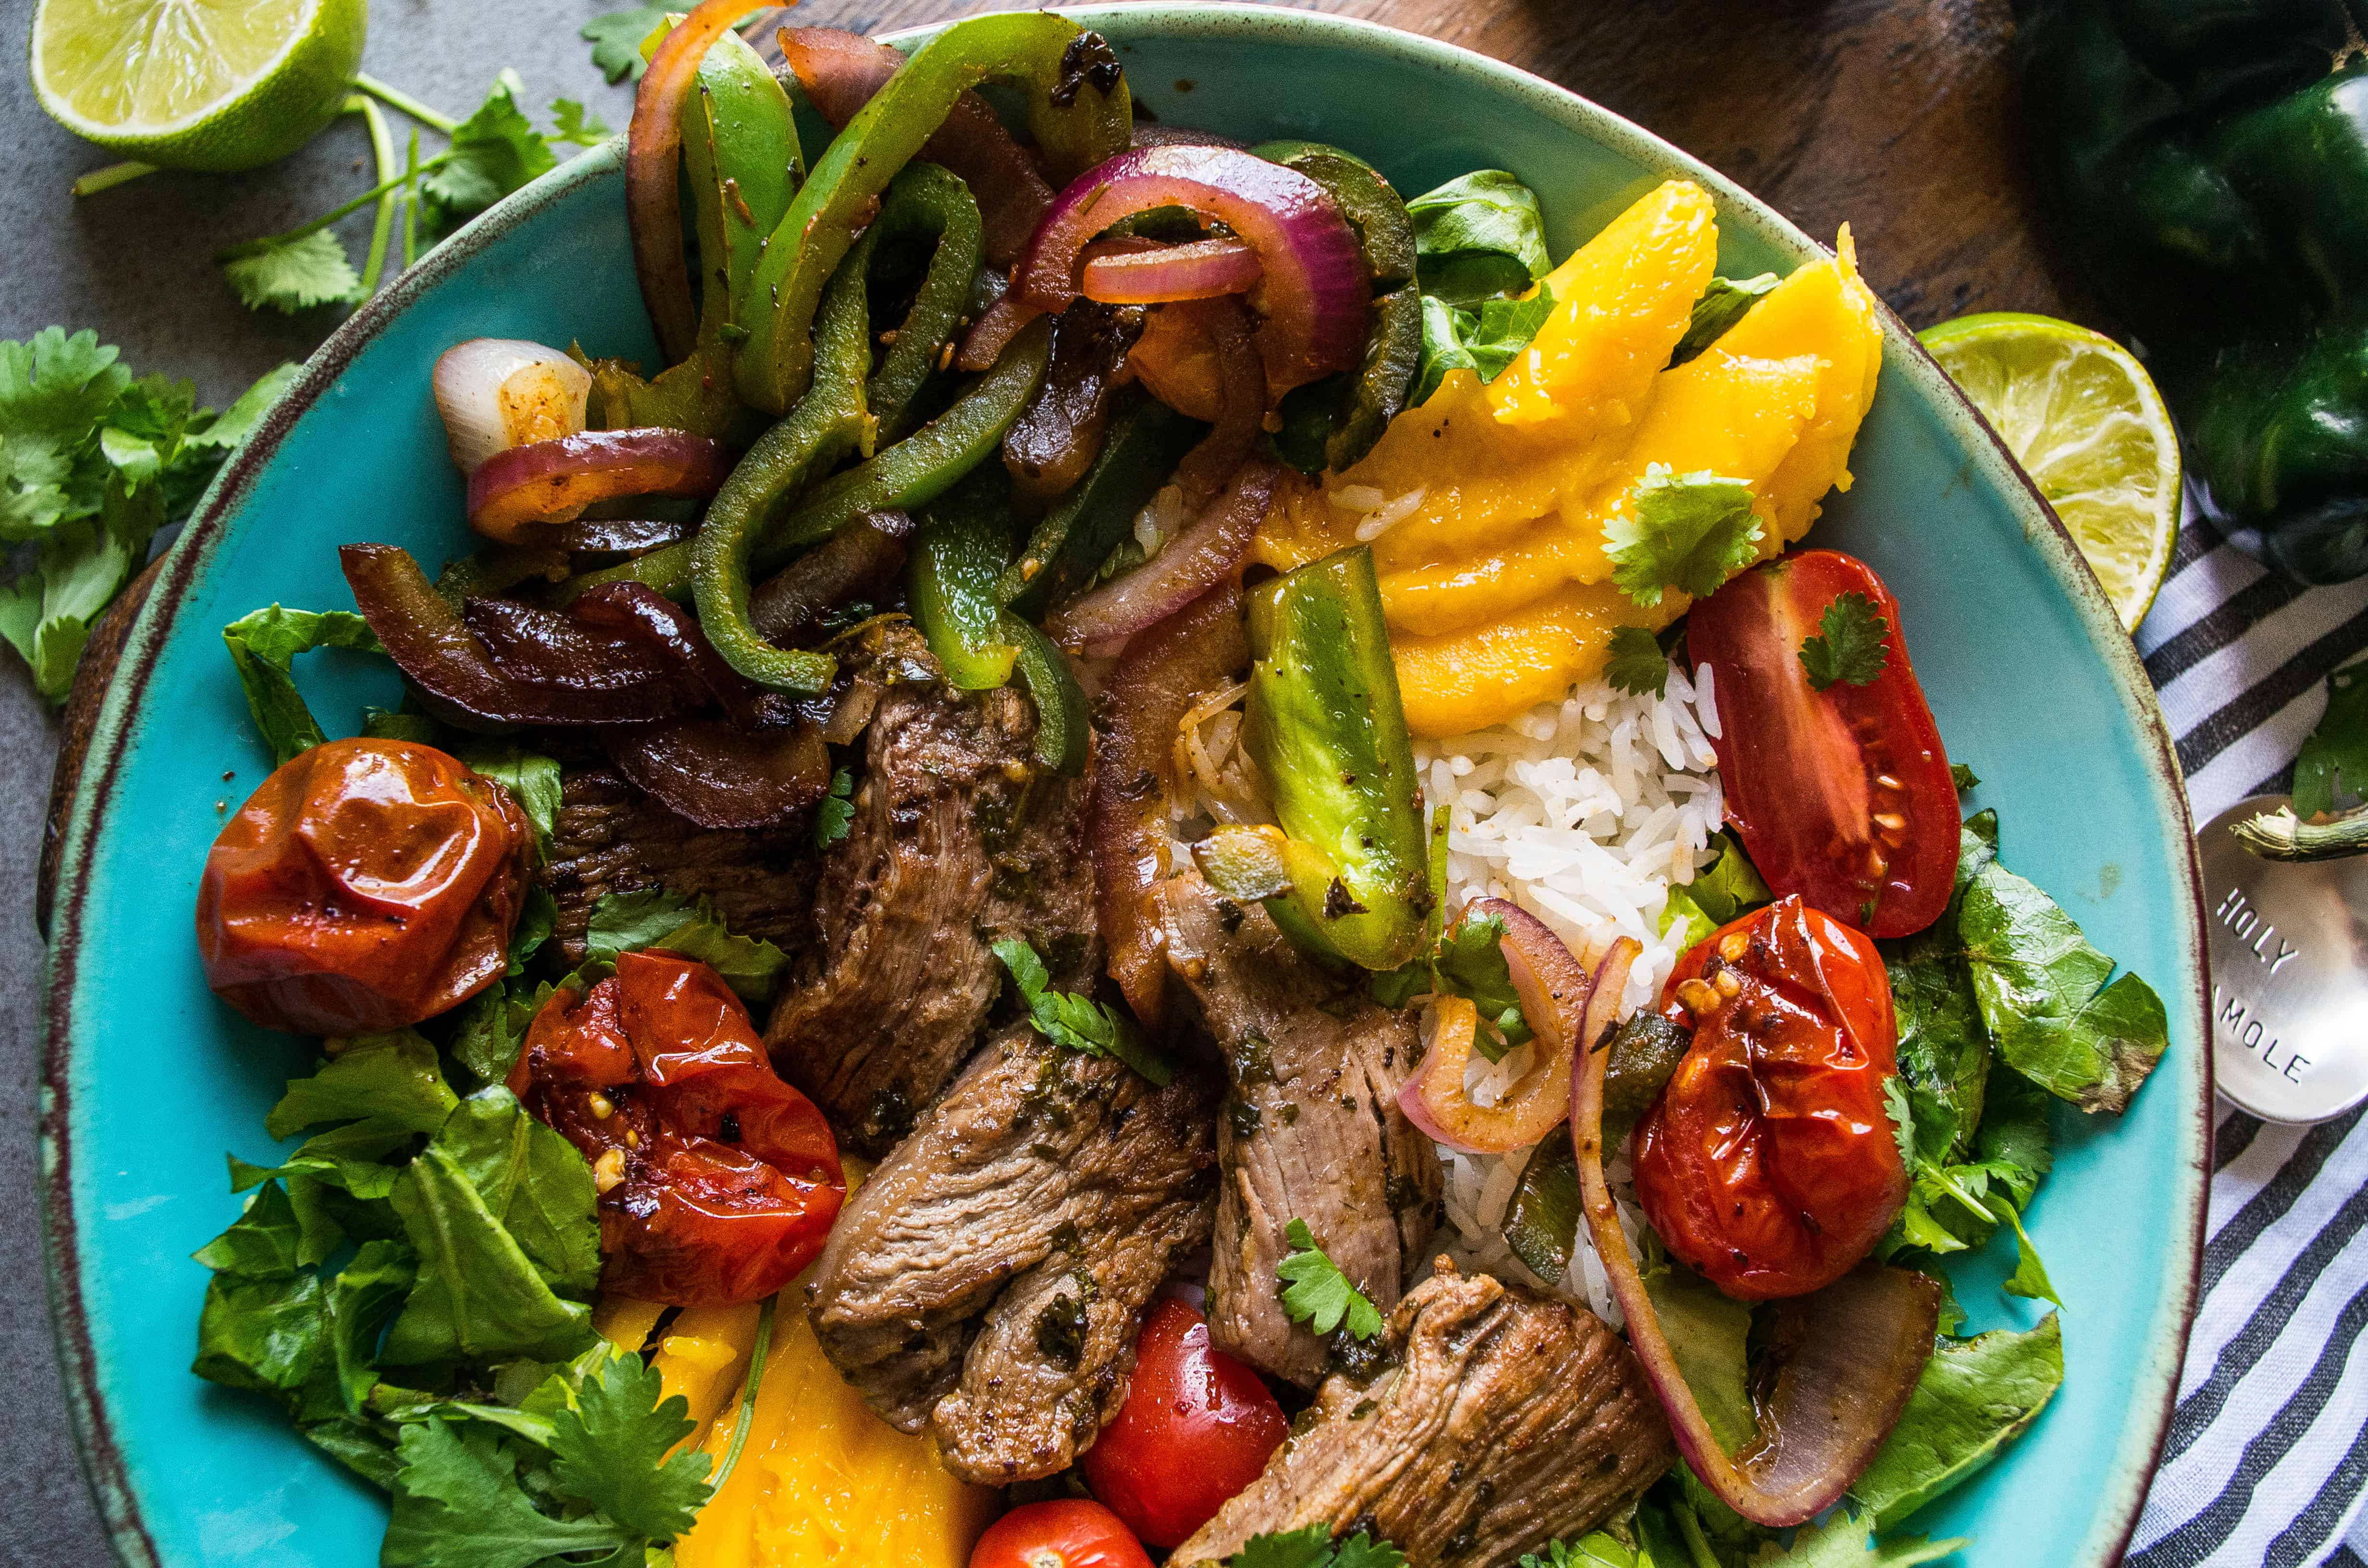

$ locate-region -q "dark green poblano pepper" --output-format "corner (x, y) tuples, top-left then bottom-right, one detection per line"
(2015, 0), (2368, 581)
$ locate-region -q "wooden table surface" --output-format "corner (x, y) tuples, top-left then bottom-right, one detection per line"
(4, 2), (2072, 1563)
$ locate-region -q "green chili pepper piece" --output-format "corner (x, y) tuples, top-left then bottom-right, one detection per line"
(734, 13), (1130, 413)
(690, 256), (877, 693)
(547, 539), (696, 605)
(1248, 140), (1419, 472)
(763, 317), (1053, 569)
(1003, 611), (1088, 777)
(851, 162), (986, 445)
(912, 467), (1022, 691)
(687, 29), (803, 331)
(998, 392), (1206, 616)
(1243, 545), (1429, 971)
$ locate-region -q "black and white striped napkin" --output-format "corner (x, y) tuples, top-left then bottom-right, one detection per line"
(2122, 515), (2368, 1566)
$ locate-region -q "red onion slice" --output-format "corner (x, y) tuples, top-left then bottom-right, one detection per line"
(1171, 296), (1268, 502)
(466, 429), (731, 544)
(769, 25), (1055, 268)
(993, 143), (1371, 395)
(1397, 902), (1598, 1156)
(1570, 985), (1940, 1528)
(1045, 457), (1278, 651)
(628, 0), (768, 363)
(748, 511), (913, 643)
(461, 595), (692, 696)
(1091, 583), (1247, 1025)
(1083, 237), (1262, 303)
(571, 581), (788, 732)
(607, 717), (831, 829)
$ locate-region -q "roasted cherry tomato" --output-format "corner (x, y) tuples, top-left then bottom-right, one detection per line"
(1687, 549), (1957, 937)
(1079, 1298), (1287, 1546)
(508, 949), (844, 1305)
(197, 737), (532, 1035)
(1632, 896), (1907, 1300)
(970, 1500), (1153, 1568)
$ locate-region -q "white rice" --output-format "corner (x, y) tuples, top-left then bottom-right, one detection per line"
(1417, 662), (1727, 1323)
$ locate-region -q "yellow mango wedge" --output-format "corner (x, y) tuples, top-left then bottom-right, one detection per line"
(652, 1302), (764, 1445)
(674, 1301), (997, 1568)
(1393, 581), (1677, 738)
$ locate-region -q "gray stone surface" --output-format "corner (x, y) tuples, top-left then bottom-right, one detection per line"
(0, 5), (641, 1563)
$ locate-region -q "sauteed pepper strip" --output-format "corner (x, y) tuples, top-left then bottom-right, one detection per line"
(849, 162), (985, 444)
(689, 259), (875, 693)
(733, 13), (1130, 413)
(1241, 545), (1429, 969)
(998, 392), (1206, 617)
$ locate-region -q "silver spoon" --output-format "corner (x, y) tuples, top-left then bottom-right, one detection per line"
(2196, 793), (2368, 1125)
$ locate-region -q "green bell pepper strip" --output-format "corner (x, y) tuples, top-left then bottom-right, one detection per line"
(686, 28), (803, 331)
(1003, 612), (1088, 777)
(911, 467), (1022, 690)
(762, 317), (1053, 569)
(687, 257), (876, 692)
(1249, 139), (1420, 473)
(997, 392), (1206, 616)
(1242, 545), (1429, 971)
(733, 13), (1130, 414)
(547, 539), (695, 605)
(851, 162), (986, 444)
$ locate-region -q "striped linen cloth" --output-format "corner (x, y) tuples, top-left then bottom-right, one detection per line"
(2124, 514), (2368, 1566)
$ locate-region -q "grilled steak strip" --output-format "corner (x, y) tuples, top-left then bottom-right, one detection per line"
(805, 1024), (1221, 1482)
(1162, 871), (1438, 1386)
(766, 622), (1098, 1152)
(1172, 1264), (1676, 1567)
(541, 764), (816, 964)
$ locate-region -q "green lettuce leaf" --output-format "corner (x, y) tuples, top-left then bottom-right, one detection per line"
(190, 1181), (330, 1401)
(1407, 170), (1551, 305)
(269, 1030), (457, 1140)
(1414, 288), (1556, 404)
(1750, 1511), (1968, 1567)
(583, 887), (792, 1004)
(1672, 273), (1780, 365)
(456, 745), (563, 845)
(221, 603), (385, 764)
(1852, 1315), (2063, 1528)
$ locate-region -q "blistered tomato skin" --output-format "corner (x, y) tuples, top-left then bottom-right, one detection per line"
(509, 950), (845, 1306)
(1632, 896), (1908, 1300)
(969, 1499), (1153, 1568)
(1078, 1299), (1288, 1546)
(196, 737), (532, 1035)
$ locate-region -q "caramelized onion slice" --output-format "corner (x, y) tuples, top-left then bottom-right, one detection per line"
(1397, 903), (1599, 1156)
(1046, 457), (1277, 652)
(1570, 998), (1940, 1527)
(467, 429), (731, 544)
(608, 717), (831, 829)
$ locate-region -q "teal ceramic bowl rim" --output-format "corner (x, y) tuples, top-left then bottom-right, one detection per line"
(39, 7), (2211, 1566)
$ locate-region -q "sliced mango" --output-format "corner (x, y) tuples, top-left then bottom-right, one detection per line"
(1486, 180), (1718, 435)
(1394, 580), (1680, 739)
(653, 1301), (764, 1447)
(674, 1299), (996, 1568)
(593, 1296), (667, 1354)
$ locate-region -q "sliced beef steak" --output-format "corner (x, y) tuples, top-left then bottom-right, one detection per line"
(1162, 872), (1438, 1387)
(766, 622), (1098, 1152)
(1172, 1264), (1674, 1566)
(541, 765), (816, 964)
(806, 1025), (1221, 1484)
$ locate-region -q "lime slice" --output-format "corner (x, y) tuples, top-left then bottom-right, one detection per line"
(1921, 311), (2183, 630)
(30, 0), (368, 173)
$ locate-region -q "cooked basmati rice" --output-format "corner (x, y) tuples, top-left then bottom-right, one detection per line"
(1418, 661), (1725, 1323)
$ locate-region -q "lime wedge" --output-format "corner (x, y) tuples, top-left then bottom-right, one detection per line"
(1921, 311), (2183, 630)
(31, 0), (368, 173)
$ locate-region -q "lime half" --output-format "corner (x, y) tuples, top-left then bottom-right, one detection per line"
(31, 0), (368, 173)
(1921, 311), (2182, 630)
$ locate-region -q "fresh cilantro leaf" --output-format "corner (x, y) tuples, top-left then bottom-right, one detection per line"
(1276, 1217), (1385, 1341)
(1407, 170), (1551, 305)
(221, 604), (385, 764)
(1950, 762), (1980, 792)
(1749, 1508), (1967, 1567)
(185, 362), (301, 455)
(1520, 1534), (1640, 1568)
(0, 327), (131, 540)
(1604, 464), (1764, 608)
(993, 937), (1174, 1086)
(1331, 1537), (1412, 1568)
(1605, 624), (1670, 698)
(1672, 273), (1780, 365)
(548, 98), (612, 147)
(1435, 913), (1531, 1059)
(2295, 660), (2368, 818)
(382, 1419), (636, 1568)
(1799, 591), (1890, 691)
(583, 5), (671, 84)
(0, 471), (163, 699)
(1852, 1314), (2062, 1529)
(421, 71), (559, 235)
(815, 766), (855, 847)
(221, 229), (363, 314)
(1415, 287), (1556, 404)
(546, 1353), (711, 1540)
(1228, 1527), (1408, 1568)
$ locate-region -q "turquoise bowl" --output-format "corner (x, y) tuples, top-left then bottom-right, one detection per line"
(41, 7), (2208, 1566)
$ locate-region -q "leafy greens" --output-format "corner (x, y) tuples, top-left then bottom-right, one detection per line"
(1605, 465), (1766, 608)
(1276, 1217), (1386, 1341)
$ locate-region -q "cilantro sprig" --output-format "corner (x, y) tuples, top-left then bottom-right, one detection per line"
(1799, 591), (1891, 691)
(1604, 624), (1671, 698)
(1276, 1218), (1385, 1341)
(994, 938), (1174, 1086)
(1604, 464), (1765, 608)
(1229, 1525), (1409, 1568)
(814, 767), (856, 848)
